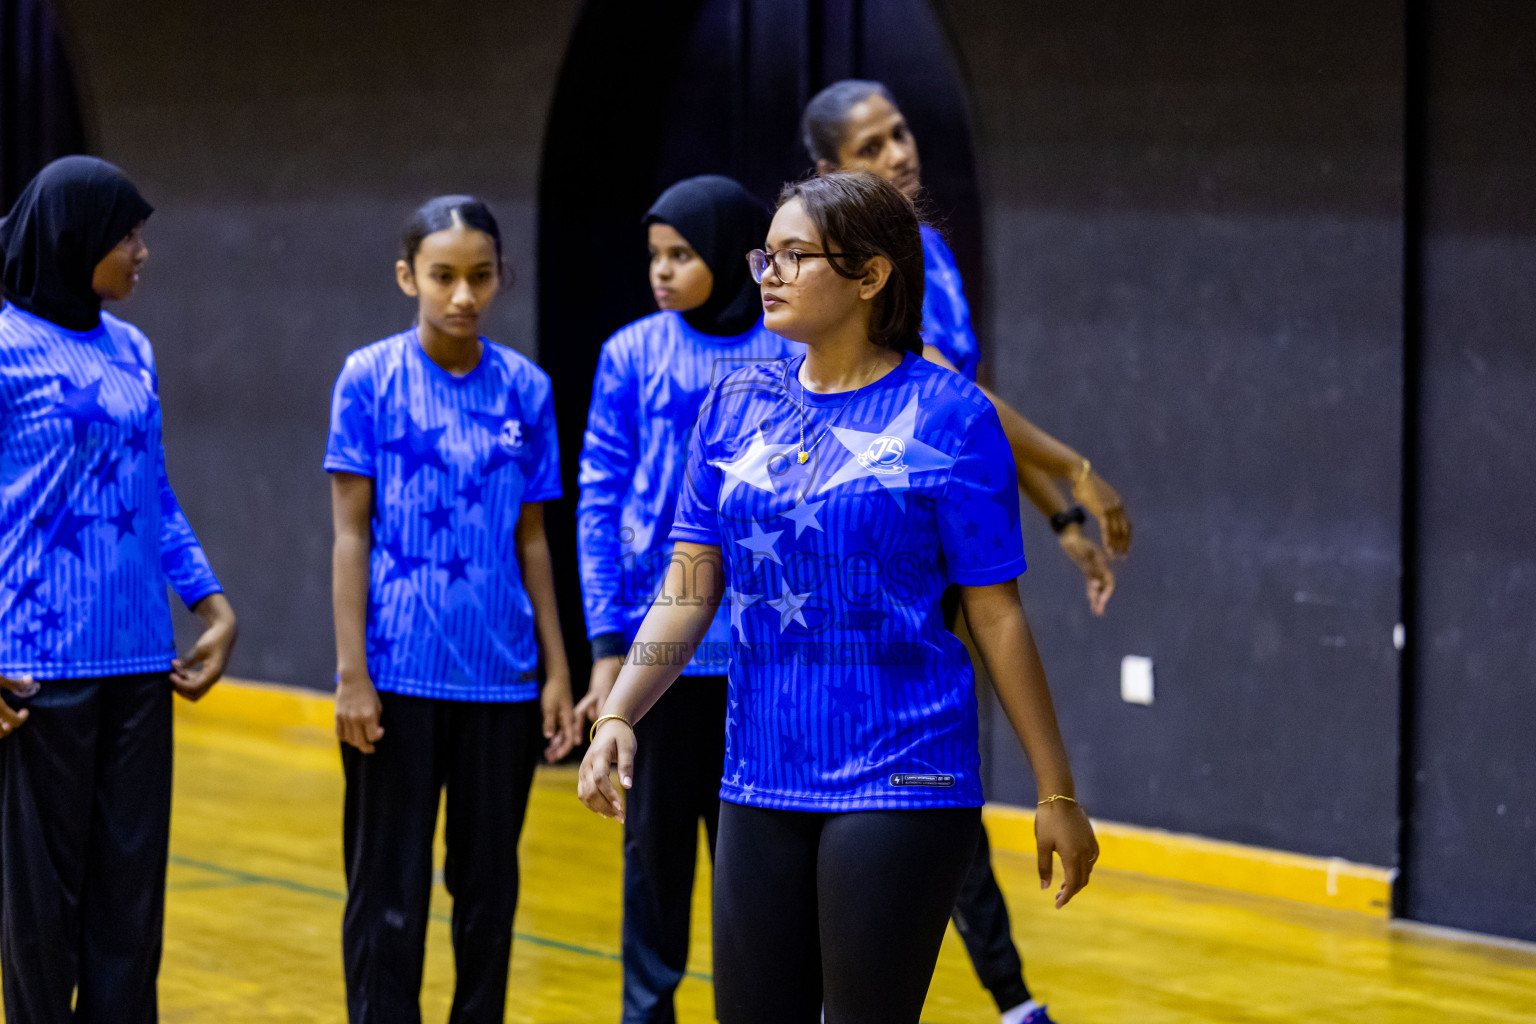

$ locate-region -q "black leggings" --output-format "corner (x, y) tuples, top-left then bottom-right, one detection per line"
(712, 801), (981, 1024)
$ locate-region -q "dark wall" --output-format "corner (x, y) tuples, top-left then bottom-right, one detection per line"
(1403, 0), (1536, 940)
(539, 0), (984, 695)
(936, 0), (1407, 865)
(1, 0), (90, 210)
(47, 0), (1536, 936)
(58, 0), (582, 683)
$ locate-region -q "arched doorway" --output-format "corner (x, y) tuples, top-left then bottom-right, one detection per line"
(538, 0), (985, 691)
(0, 0), (90, 211)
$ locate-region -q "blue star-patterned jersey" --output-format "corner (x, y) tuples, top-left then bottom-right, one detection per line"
(669, 351), (1027, 811)
(577, 311), (797, 675)
(920, 224), (980, 381)
(0, 304), (222, 679)
(324, 329), (562, 702)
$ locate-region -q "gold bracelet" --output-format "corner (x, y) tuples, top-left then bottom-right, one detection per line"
(1074, 458), (1092, 484)
(588, 713), (634, 744)
(1038, 794), (1079, 807)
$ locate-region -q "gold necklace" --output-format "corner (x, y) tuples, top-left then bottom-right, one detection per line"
(787, 358), (880, 464)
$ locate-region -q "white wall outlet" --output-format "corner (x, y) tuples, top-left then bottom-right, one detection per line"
(1121, 655), (1155, 706)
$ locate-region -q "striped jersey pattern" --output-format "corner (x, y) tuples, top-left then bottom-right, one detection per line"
(920, 223), (980, 381)
(0, 304), (222, 679)
(577, 311), (798, 675)
(670, 351), (1027, 811)
(324, 330), (561, 703)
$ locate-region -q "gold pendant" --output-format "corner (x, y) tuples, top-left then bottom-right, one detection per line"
(798, 450), (809, 464)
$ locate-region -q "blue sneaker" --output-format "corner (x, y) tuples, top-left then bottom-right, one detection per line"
(1002, 1004), (1057, 1024)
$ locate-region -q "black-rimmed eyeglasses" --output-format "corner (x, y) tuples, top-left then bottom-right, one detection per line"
(746, 247), (852, 284)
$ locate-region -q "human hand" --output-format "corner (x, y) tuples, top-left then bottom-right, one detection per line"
(1058, 526), (1115, 616)
(0, 674), (37, 739)
(573, 656), (623, 725)
(172, 592), (238, 701)
(541, 671), (578, 762)
(335, 671), (385, 753)
(1071, 470), (1132, 557)
(1035, 798), (1098, 909)
(576, 717), (636, 823)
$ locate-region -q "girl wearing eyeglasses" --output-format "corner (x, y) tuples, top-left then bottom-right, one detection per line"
(574, 175), (796, 1024)
(801, 79), (1135, 1024)
(578, 171), (1096, 1024)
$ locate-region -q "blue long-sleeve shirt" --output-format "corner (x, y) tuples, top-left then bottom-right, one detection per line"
(0, 304), (221, 678)
(920, 224), (980, 382)
(577, 311), (796, 675)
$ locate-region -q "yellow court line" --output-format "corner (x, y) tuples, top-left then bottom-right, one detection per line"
(190, 680), (1395, 919)
(981, 805), (1394, 918)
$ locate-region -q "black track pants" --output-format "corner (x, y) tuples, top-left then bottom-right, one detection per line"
(341, 692), (540, 1024)
(0, 674), (174, 1024)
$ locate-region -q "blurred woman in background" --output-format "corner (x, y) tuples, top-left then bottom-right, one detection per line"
(575, 174), (797, 1024)
(0, 155), (238, 1023)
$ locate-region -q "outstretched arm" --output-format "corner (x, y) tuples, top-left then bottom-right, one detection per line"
(1018, 463), (1114, 616)
(575, 340), (639, 723)
(576, 541), (724, 821)
(960, 580), (1098, 908)
(922, 344), (1131, 555)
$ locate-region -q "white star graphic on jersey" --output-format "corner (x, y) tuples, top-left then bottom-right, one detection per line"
(711, 428), (794, 501)
(778, 498), (826, 537)
(735, 522), (784, 566)
(765, 581), (811, 632)
(728, 588), (762, 641)
(819, 396), (954, 509)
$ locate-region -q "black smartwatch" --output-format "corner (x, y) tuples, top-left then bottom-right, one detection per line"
(1049, 505), (1088, 535)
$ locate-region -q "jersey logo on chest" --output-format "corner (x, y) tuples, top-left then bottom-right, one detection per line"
(855, 435), (907, 476)
(498, 419), (525, 452)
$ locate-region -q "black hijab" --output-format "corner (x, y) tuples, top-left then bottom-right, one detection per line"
(643, 175), (770, 338)
(0, 156), (153, 331)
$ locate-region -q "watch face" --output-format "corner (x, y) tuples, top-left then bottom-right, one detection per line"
(1051, 507), (1086, 534)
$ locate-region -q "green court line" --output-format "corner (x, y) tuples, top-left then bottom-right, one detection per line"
(168, 853), (945, 1021)
(168, 853), (712, 983)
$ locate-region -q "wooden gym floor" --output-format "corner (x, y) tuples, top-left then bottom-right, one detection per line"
(148, 684), (1535, 1023)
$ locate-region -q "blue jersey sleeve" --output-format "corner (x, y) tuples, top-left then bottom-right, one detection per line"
(938, 407), (1028, 586)
(157, 448), (223, 607)
(669, 409), (723, 547)
(127, 328), (221, 608)
(521, 375), (562, 503)
(920, 225), (981, 382)
(324, 354), (376, 476)
(576, 339), (638, 639)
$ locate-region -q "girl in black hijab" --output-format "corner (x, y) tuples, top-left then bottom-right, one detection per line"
(573, 175), (795, 1024)
(0, 156), (237, 1023)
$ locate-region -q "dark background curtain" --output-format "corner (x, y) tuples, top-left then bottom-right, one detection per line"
(0, 0), (90, 214)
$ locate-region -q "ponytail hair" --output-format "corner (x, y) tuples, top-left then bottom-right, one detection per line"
(400, 195), (510, 285)
(777, 171), (924, 356)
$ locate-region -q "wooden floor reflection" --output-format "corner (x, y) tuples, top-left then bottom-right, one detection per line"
(156, 686), (1536, 1023)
